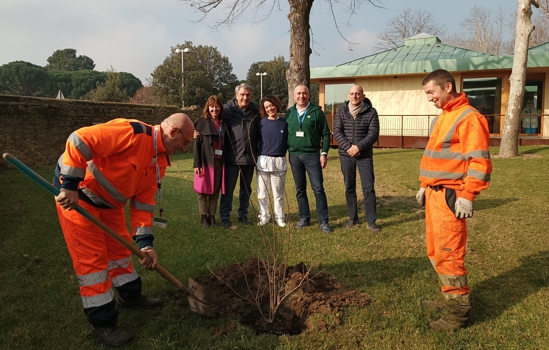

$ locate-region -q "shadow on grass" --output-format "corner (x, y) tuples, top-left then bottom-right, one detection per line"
(472, 250), (549, 325)
(521, 146), (549, 154)
(473, 197), (519, 211)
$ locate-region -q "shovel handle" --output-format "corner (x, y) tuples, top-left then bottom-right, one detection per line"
(2, 153), (184, 290)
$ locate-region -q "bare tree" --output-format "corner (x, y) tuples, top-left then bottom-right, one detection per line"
(505, 10), (549, 52)
(499, 0), (539, 158)
(375, 8), (446, 50)
(445, 6), (508, 55)
(180, 0), (383, 108)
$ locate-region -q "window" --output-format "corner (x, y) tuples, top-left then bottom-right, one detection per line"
(323, 83), (354, 116)
(521, 80), (543, 135)
(463, 77), (502, 134)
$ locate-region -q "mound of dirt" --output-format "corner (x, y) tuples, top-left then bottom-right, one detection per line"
(184, 258), (371, 335)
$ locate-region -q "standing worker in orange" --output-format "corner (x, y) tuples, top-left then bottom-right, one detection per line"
(54, 113), (194, 346)
(416, 69), (492, 331)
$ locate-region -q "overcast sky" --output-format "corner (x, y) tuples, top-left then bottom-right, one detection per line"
(1, 0), (519, 84)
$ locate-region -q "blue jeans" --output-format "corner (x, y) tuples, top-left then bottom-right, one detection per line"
(340, 155), (377, 225)
(220, 164), (255, 221)
(289, 154), (329, 224)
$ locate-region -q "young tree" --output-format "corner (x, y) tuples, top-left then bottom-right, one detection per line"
(246, 56), (289, 108)
(129, 86), (161, 105)
(46, 49), (96, 71)
(375, 8), (446, 50)
(499, 0), (539, 158)
(88, 67), (128, 102)
(179, 0), (383, 108)
(149, 41), (238, 107)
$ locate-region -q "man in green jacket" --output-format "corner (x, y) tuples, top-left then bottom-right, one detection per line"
(285, 85), (332, 233)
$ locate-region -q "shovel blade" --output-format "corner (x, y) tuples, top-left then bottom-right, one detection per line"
(187, 296), (216, 317)
(188, 277), (217, 304)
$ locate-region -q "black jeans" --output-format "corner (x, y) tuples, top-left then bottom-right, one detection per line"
(340, 155), (377, 225)
(219, 163), (255, 221)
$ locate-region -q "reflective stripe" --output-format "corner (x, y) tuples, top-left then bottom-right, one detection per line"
(111, 267), (139, 287)
(419, 169), (465, 180)
(81, 289), (114, 308)
(58, 154), (86, 178)
(88, 161), (127, 204)
(429, 116), (439, 134)
(429, 259), (435, 269)
(467, 168), (491, 182)
(132, 198), (155, 213)
(438, 274), (468, 288)
(135, 226), (153, 236)
(107, 257), (132, 271)
(77, 270), (108, 287)
(463, 149), (491, 160)
(81, 188), (116, 208)
(68, 132), (93, 161)
(422, 149), (465, 160)
(442, 293), (470, 304)
(441, 109), (472, 150)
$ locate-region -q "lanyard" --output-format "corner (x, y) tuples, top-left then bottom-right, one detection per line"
(153, 125), (162, 202)
(212, 119), (222, 138)
(297, 106), (309, 131)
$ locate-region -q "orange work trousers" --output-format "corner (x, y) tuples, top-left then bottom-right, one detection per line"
(425, 187), (470, 303)
(56, 200), (139, 309)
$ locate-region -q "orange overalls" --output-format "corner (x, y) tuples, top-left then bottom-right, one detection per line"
(54, 119), (168, 326)
(419, 94), (492, 305)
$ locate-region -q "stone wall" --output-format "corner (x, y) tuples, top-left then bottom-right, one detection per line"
(0, 95), (202, 169)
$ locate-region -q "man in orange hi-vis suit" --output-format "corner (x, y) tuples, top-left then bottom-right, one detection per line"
(416, 69), (492, 332)
(54, 113), (194, 346)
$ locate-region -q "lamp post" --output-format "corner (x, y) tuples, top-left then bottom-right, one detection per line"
(255, 72), (267, 100)
(175, 47), (190, 107)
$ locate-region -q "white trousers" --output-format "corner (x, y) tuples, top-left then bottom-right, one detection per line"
(256, 155), (287, 221)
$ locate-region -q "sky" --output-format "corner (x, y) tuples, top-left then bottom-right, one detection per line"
(1, 0), (520, 84)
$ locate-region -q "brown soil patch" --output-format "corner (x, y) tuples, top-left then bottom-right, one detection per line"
(182, 258), (371, 335)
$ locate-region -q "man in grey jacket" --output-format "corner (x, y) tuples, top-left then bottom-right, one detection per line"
(333, 85), (380, 232)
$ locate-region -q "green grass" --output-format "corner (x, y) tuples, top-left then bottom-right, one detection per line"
(2, 146), (549, 349)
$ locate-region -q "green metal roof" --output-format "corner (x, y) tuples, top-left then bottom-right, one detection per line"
(311, 34), (549, 79)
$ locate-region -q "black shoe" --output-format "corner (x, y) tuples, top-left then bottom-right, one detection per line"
(91, 325), (133, 346)
(295, 219), (310, 228)
(367, 222), (381, 233)
(116, 295), (163, 308)
(221, 220), (232, 228)
(345, 220), (359, 229)
(238, 216), (254, 225)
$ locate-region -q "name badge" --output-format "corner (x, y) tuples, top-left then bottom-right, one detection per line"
(296, 131), (305, 137)
(153, 217), (168, 228)
(215, 149), (223, 156)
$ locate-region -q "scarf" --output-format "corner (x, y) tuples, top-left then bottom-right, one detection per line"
(349, 101), (364, 118)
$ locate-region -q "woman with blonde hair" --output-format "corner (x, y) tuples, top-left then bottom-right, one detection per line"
(193, 95), (225, 227)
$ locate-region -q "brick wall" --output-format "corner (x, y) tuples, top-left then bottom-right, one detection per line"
(0, 95), (202, 169)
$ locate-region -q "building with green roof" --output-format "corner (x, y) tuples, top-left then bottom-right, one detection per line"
(311, 33), (549, 148)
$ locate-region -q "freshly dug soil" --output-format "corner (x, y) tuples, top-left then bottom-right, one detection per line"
(180, 258), (371, 335)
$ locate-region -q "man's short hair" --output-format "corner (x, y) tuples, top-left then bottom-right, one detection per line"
(422, 69), (457, 93)
(234, 83), (252, 96)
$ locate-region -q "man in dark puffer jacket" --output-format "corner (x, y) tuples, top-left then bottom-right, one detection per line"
(333, 85), (381, 232)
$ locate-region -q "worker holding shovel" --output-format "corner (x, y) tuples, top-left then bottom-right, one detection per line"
(53, 113), (194, 346)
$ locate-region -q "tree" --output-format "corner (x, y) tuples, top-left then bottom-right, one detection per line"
(445, 6), (509, 55)
(129, 86), (162, 105)
(504, 10), (549, 53)
(46, 48), (96, 71)
(180, 0), (383, 108)
(0, 61), (49, 96)
(375, 8), (446, 50)
(119, 72), (143, 97)
(499, 0), (540, 157)
(88, 67), (128, 102)
(149, 41), (239, 107)
(46, 70), (106, 99)
(246, 56), (289, 108)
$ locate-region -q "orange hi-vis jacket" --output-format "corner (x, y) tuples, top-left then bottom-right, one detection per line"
(419, 93), (492, 201)
(54, 118), (169, 246)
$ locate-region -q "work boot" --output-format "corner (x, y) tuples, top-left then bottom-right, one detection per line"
(208, 214), (216, 226)
(421, 299), (445, 311)
(238, 216), (254, 225)
(201, 215), (210, 227)
(429, 303), (471, 332)
(91, 325), (133, 346)
(116, 295), (163, 309)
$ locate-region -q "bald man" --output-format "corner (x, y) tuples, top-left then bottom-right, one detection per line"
(53, 113), (193, 346)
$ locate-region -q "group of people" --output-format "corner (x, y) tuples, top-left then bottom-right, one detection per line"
(51, 69), (491, 346)
(193, 82), (381, 234)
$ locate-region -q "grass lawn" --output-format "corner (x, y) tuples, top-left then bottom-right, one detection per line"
(1, 146), (549, 349)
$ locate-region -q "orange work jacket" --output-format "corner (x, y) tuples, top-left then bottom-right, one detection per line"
(419, 93), (492, 201)
(56, 118), (169, 239)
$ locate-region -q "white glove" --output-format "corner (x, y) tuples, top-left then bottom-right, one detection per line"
(416, 187), (426, 206)
(455, 197), (473, 219)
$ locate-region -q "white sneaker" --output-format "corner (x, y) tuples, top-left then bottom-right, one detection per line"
(258, 216), (269, 226)
(276, 219), (286, 227)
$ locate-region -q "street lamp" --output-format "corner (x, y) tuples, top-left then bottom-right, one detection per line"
(175, 47), (190, 107)
(255, 72), (267, 100)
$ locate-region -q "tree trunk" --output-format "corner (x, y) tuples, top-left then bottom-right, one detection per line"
(499, 0), (538, 157)
(286, 0), (313, 109)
